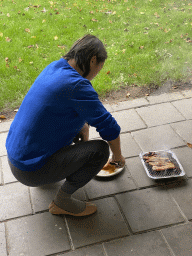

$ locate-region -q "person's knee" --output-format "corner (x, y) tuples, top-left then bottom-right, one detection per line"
(96, 140), (110, 159)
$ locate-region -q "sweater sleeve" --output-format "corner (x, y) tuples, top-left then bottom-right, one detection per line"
(70, 80), (121, 141)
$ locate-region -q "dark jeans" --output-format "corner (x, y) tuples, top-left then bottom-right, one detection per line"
(8, 140), (109, 194)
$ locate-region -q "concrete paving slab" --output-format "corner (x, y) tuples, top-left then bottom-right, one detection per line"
(89, 127), (100, 139)
(136, 103), (185, 127)
(85, 168), (136, 199)
(172, 147), (192, 178)
(110, 98), (149, 112)
(132, 125), (186, 152)
(161, 223), (192, 256)
(125, 157), (156, 188)
(172, 99), (192, 119)
(0, 132), (8, 157)
(112, 109), (146, 133)
(182, 90), (192, 98)
(6, 212), (71, 256)
(30, 181), (86, 213)
(104, 231), (172, 256)
(102, 103), (113, 113)
(66, 197), (129, 249)
(115, 187), (184, 233)
(0, 157), (2, 185)
(0, 223), (7, 256)
(0, 183), (32, 221)
(171, 120), (192, 144)
(59, 244), (105, 256)
(147, 92), (184, 104)
(0, 120), (12, 133)
(120, 133), (142, 158)
(1, 156), (17, 184)
(166, 179), (192, 220)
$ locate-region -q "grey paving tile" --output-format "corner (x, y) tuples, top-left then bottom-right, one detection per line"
(120, 133), (142, 158)
(110, 98), (149, 112)
(102, 103), (113, 112)
(89, 127), (99, 139)
(115, 187), (184, 233)
(6, 212), (70, 256)
(126, 157), (156, 188)
(0, 120), (12, 133)
(112, 109), (146, 133)
(172, 98), (192, 119)
(172, 147), (192, 177)
(136, 103), (185, 127)
(0, 132), (7, 157)
(104, 231), (172, 256)
(85, 168), (136, 199)
(1, 156), (17, 184)
(0, 223), (7, 256)
(0, 183), (32, 221)
(147, 92), (184, 104)
(132, 125), (186, 152)
(171, 120), (192, 144)
(30, 181), (86, 213)
(59, 244), (105, 256)
(182, 90), (192, 98)
(161, 223), (192, 256)
(0, 157), (2, 185)
(166, 179), (192, 220)
(66, 197), (129, 248)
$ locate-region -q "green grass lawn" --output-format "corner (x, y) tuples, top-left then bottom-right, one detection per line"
(0, 0), (192, 111)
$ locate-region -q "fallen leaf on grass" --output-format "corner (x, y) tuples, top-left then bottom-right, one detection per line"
(25, 28), (30, 33)
(5, 57), (9, 62)
(54, 35), (58, 40)
(5, 37), (11, 42)
(41, 8), (47, 13)
(187, 143), (192, 148)
(58, 45), (65, 49)
(91, 18), (98, 22)
(7, 13), (10, 17)
(0, 32), (3, 37)
(28, 45), (34, 48)
(139, 46), (144, 49)
(106, 71), (110, 74)
(0, 115), (6, 119)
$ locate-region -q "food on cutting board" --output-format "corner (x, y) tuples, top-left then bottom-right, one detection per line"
(143, 152), (176, 171)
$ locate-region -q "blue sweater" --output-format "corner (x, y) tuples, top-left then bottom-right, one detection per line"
(6, 58), (121, 171)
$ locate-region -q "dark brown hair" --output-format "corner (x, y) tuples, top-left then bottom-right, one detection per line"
(63, 34), (108, 77)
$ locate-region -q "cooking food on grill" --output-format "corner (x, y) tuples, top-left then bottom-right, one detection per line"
(143, 152), (176, 171)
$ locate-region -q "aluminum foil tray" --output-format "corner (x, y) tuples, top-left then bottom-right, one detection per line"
(139, 150), (185, 179)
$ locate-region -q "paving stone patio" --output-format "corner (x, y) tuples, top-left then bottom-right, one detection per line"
(1, 90), (192, 255)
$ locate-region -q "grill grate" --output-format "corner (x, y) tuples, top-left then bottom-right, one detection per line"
(140, 150), (185, 179)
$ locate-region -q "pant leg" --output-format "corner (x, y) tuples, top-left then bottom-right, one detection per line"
(9, 140), (109, 192)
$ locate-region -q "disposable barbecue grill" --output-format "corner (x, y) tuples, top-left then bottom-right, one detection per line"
(140, 150), (185, 179)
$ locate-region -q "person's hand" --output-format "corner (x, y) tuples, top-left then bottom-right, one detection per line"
(73, 123), (89, 143)
(103, 154), (125, 169)
(111, 154), (125, 168)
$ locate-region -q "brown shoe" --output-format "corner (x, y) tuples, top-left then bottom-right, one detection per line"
(49, 201), (97, 217)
